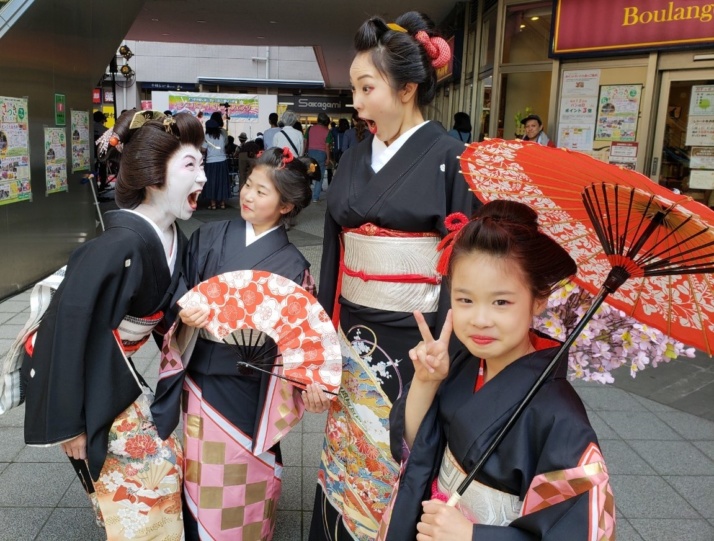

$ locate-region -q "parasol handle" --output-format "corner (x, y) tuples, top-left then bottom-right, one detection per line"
(446, 492), (462, 507)
(450, 274), (624, 501)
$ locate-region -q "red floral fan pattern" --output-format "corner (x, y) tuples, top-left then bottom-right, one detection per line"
(178, 270), (342, 393)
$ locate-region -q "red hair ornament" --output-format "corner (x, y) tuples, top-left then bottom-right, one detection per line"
(436, 212), (470, 276)
(280, 147), (294, 168)
(414, 31), (451, 69)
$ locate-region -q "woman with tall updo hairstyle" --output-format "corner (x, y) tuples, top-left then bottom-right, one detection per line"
(310, 11), (475, 541)
(151, 146), (331, 540)
(22, 109), (206, 539)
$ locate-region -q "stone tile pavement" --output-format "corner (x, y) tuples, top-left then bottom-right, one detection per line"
(0, 193), (712, 540)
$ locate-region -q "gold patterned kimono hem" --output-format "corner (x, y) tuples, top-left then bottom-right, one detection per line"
(315, 329), (400, 541)
(87, 390), (184, 540)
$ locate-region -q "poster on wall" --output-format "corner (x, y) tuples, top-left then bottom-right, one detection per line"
(685, 85), (714, 147)
(557, 69), (600, 151)
(0, 96), (32, 206)
(608, 141), (638, 170)
(167, 92), (260, 121)
(595, 84), (642, 141)
(70, 110), (90, 172)
(690, 147), (714, 170)
(557, 125), (594, 151)
(44, 127), (68, 195)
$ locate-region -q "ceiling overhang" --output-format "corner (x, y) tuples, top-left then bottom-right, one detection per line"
(126, 0), (463, 89)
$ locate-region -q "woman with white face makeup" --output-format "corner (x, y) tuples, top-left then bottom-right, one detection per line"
(309, 11), (476, 541)
(21, 110), (206, 540)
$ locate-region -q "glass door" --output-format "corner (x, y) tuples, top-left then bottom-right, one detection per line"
(650, 70), (714, 207)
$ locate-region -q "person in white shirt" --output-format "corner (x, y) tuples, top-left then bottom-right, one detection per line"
(272, 110), (304, 157)
(262, 112), (281, 148)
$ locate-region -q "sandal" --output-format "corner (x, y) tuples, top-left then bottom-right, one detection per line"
(219, 203), (226, 209)
(208, 204), (216, 210)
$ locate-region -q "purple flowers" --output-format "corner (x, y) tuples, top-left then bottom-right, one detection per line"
(535, 284), (696, 384)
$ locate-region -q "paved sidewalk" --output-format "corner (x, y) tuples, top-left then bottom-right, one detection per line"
(0, 196), (712, 540)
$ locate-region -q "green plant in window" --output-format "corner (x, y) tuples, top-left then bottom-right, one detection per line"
(514, 106), (533, 137)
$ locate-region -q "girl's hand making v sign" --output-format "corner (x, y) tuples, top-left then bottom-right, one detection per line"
(409, 309), (453, 383)
(404, 310), (453, 449)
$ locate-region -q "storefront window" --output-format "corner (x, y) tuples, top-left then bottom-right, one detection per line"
(466, 25), (478, 77)
(479, 10), (497, 75)
(497, 71), (551, 140)
(478, 76), (492, 141)
(502, 2), (552, 64)
(658, 79), (714, 207)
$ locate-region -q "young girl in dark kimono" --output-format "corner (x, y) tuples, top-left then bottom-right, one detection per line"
(152, 147), (331, 541)
(310, 11), (474, 541)
(378, 201), (616, 540)
(22, 110), (206, 539)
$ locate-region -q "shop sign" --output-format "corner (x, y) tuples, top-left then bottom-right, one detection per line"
(141, 82), (197, 91)
(552, 0), (714, 56)
(279, 95), (350, 114)
(54, 94), (66, 126)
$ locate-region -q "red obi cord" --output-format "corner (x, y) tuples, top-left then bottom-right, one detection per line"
(339, 262), (441, 285)
(342, 223), (440, 238)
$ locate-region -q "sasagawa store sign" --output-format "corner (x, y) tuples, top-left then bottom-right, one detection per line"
(552, 0), (714, 55)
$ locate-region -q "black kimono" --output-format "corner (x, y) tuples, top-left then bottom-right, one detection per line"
(22, 210), (185, 479)
(151, 218), (314, 541)
(310, 121), (476, 541)
(380, 335), (616, 540)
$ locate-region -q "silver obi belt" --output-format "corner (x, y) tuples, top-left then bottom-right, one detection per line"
(115, 312), (164, 355)
(341, 229), (441, 313)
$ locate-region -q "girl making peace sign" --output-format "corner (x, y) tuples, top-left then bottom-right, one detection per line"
(378, 200), (616, 541)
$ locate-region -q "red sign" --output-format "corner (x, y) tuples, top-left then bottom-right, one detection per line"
(553, 0), (714, 55)
(92, 88), (101, 104)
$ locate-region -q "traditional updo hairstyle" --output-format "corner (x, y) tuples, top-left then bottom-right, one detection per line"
(251, 147), (312, 226)
(101, 109), (204, 209)
(448, 200), (577, 301)
(353, 11), (447, 108)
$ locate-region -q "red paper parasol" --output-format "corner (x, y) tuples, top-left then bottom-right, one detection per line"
(460, 138), (714, 354)
(178, 269), (342, 395)
(444, 138), (714, 508)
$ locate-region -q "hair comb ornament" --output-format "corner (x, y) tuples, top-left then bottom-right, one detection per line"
(436, 212), (470, 276)
(128, 110), (166, 130)
(307, 163), (317, 175)
(280, 147), (294, 168)
(162, 116), (178, 135)
(414, 31), (451, 69)
(387, 23), (408, 33)
(96, 129), (123, 156)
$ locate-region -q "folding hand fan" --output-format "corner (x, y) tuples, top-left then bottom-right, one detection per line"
(178, 270), (342, 395)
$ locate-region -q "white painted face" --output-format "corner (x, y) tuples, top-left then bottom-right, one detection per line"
(153, 144), (206, 221)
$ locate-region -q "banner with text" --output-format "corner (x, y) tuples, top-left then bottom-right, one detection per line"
(553, 0), (714, 55)
(168, 92), (259, 121)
